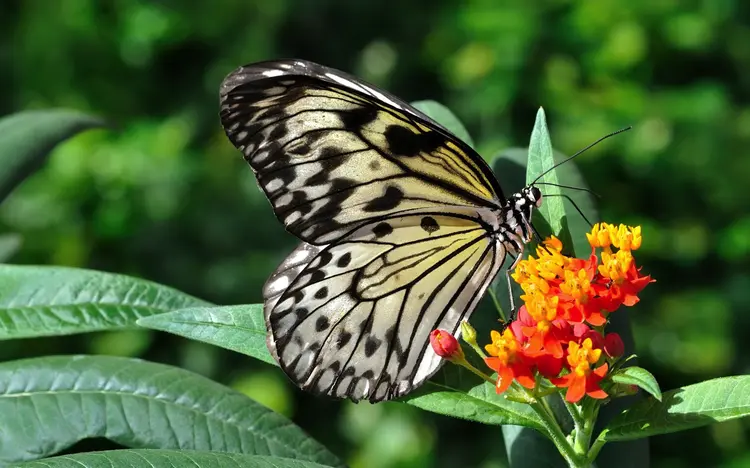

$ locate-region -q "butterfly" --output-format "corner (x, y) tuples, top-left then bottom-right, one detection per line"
(219, 59), (543, 403)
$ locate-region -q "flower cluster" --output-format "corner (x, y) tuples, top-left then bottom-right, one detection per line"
(430, 223), (653, 404)
(484, 223), (653, 402)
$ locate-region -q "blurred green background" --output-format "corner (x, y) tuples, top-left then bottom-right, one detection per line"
(2, 0), (750, 467)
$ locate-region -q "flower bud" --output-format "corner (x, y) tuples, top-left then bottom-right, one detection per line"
(460, 321), (478, 347)
(430, 329), (464, 361)
(604, 332), (625, 358)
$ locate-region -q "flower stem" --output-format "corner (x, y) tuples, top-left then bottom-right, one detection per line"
(587, 431), (608, 463)
(563, 399), (586, 434)
(521, 388), (584, 467)
(455, 358), (496, 385)
(488, 288), (507, 321)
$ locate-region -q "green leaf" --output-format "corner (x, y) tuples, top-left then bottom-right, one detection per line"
(525, 107), (571, 245)
(0, 265), (210, 340)
(411, 100), (475, 148)
(0, 109), (107, 203)
(144, 307), (545, 433)
(7, 450), (333, 468)
(137, 304), (275, 365)
(402, 364), (546, 431)
(602, 376), (750, 442)
(0, 356), (342, 467)
(610, 366), (662, 401)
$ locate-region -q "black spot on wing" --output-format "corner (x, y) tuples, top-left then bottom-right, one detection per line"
(420, 216), (440, 233)
(364, 186), (404, 212)
(337, 330), (352, 349)
(373, 222), (394, 238)
(269, 125), (287, 140)
(337, 252), (352, 268)
(292, 290), (305, 302)
(384, 125), (446, 156)
(339, 106), (379, 129)
(315, 251), (333, 268)
(315, 316), (330, 332)
(314, 286), (328, 299)
(364, 336), (382, 357)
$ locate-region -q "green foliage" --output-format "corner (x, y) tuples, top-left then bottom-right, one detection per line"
(0, 355), (341, 467)
(7, 450), (334, 468)
(0, 265), (208, 339)
(602, 376), (750, 442)
(138, 305), (275, 365)
(404, 365), (545, 431)
(610, 366), (662, 401)
(0, 110), (106, 203)
(1, 2), (749, 466)
(525, 108), (569, 245)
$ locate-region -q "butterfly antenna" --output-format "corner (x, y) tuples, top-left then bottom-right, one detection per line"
(533, 182), (601, 198)
(531, 126), (632, 186)
(542, 193), (595, 227)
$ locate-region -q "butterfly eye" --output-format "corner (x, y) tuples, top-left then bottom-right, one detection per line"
(531, 187), (543, 207)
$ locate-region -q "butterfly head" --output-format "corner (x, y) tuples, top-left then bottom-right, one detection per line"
(509, 185), (543, 222)
(525, 186), (543, 208)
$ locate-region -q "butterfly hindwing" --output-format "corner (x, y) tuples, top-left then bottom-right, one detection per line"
(263, 214), (505, 402)
(220, 59), (505, 245)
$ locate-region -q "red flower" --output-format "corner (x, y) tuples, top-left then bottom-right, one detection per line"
(551, 338), (609, 403)
(484, 329), (535, 393)
(516, 304), (571, 359)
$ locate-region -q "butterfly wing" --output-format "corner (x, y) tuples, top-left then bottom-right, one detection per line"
(263, 214), (505, 402)
(220, 59), (508, 401)
(219, 59), (504, 244)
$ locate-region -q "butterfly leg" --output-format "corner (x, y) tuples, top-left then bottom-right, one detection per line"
(504, 268), (516, 318)
(505, 244), (525, 323)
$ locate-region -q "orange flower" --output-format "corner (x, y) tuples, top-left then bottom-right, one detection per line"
(517, 302), (569, 358)
(551, 338), (609, 403)
(484, 328), (535, 393)
(587, 223), (642, 251)
(481, 223), (652, 403)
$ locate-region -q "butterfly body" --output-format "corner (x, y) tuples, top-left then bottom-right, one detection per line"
(220, 59), (541, 402)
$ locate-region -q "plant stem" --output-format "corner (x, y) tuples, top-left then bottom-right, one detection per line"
(521, 388), (583, 467)
(563, 398), (585, 430)
(587, 431), (608, 463)
(488, 288), (507, 321)
(456, 359), (496, 385)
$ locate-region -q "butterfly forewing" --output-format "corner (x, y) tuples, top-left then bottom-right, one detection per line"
(220, 60), (504, 245)
(220, 59), (511, 402)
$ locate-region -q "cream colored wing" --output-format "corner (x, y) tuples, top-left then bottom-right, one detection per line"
(220, 59), (505, 245)
(263, 213), (505, 402)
